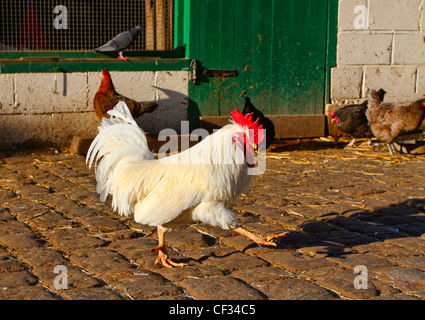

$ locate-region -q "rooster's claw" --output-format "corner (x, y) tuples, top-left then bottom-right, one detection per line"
(258, 232), (289, 246)
(151, 245), (186, 268)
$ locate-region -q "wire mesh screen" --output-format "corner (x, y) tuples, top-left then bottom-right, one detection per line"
(0, 0), (174, 52)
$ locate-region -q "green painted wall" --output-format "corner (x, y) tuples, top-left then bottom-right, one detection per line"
(183, 0), (338, 123)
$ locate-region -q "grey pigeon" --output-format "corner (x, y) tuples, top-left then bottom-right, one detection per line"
(94, 26), (142, 60)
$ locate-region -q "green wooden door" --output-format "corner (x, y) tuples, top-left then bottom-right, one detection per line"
(185, 0), (337, 120)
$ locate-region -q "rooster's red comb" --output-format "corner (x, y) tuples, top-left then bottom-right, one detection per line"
(422, 101), (425, 107)
(231, 109), (264, 144)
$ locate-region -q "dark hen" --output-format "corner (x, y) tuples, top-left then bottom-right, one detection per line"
(330, 89), (386, 148)
(242, 97), (275, 150)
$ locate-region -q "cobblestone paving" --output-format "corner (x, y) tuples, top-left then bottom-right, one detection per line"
(0, 140), (424, 300)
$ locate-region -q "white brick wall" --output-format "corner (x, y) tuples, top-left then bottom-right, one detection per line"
(331, 66), (363, 99)
(0, 74), (14, 111)
(0, 71), (189, 149)
(331, 0), (425, 104)
(369, 0), (421, 31)
(393, 33), (425, 64)
(14, 73), (89, 114)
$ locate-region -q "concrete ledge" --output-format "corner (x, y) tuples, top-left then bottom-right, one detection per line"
(199, 114), (326, 139)
(199, 116), (232, 133)
(69, 136), (94, 155)
(0, 112), (99, 150)
(146, 134), (199, 153)
(68, 134), (201, 155)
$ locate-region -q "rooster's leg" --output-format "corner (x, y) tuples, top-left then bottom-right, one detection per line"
(151, 226), (186, 268)
(233, 226), (288, 247)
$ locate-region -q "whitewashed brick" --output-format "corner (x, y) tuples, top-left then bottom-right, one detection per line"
(364, 65), (417, 100)
(393, 32), (425, 64)
(87, 70), (190, 134)
(337, 32), (393, 65)
(422, 5), (425, 31)
(87, 71), (101, 105)
(87, 70), (189, 133)
(136, 107), (188, 134)
(330, 66), (363, 100)
(155, 71), (189, 109)
(0, 74), (15, 113)
(0, 70), (190, 147)
(14, 73), (88, 114)
(339, 0), (368, 31)
(415, 66), (425, 97)
(106, 71), (155, 101)
(369, 0), (421, 31)
(87, 71), (156, 107)
(136, 71), (189, 134)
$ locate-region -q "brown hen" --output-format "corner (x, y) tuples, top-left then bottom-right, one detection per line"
(366, 89), (425, 154)
(93, 69), (157, 120)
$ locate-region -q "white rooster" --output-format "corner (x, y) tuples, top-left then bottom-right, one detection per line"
(87, 102), (287, 268)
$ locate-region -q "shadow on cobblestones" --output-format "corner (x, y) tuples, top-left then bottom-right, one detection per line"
(296, 199), (425, 256)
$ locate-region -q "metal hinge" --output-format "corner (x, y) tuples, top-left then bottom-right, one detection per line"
(190, 59), (238, 85)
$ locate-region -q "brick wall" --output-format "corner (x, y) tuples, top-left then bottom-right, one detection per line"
(0, 71), (189, 149)
(330, 0), (425, 106)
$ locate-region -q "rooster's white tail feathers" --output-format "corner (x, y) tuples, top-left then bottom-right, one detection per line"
(86, 101), (153, 212)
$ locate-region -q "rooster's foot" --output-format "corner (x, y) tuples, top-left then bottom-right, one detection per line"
(151, 245), (186, 268)
(234, 227), (288, 247)
(260, 232), (289, 246)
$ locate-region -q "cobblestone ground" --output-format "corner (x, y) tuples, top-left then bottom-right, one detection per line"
(0, 140), (424, 300)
